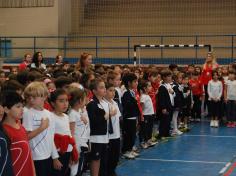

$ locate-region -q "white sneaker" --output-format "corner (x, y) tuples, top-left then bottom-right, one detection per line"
(131, 151), (140, 157)
(210, 120), (214, 127)
(176, 130), (183, 135)
(123, 152), (135, 159)
(147, 140), (158, 147)
(215, 120), (219, 128)
(140, 143), (148, 149)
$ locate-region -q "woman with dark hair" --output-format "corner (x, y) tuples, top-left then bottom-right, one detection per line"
(201, 52), (219, 116)
(30, 51), (46, 70)
(76, 52), (93, 73)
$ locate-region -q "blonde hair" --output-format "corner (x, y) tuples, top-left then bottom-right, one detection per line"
(24, 81), (49, 99)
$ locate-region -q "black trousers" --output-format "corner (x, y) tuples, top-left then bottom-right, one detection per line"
(52, 152), (71, 176)
(204, 85), (209, 112)
(192, 95), (201, 119)
(108, 138), (120, 176)
(139, 115), (154, 142)
(158, 111), (172, 138)
(77, 147), (89, 176)
(34, 157), (52, 176)
(226, 100), (236, 121)
(209, 100), (221, 117)
(122, 119), (137, 153)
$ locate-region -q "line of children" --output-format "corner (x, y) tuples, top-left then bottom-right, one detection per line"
(2, 54), (236, 176)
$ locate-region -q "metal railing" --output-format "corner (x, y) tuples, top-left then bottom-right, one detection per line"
(0, 34), (235, 64)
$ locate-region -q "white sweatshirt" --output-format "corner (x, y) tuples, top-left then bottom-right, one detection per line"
(207, 80), (223, 100)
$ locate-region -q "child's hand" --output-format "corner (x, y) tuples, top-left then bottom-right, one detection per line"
(53, 159), (63, 170)
(81, 114), (88, 124)
(162, 109), (168, 114)
(168, 88), (174, 94)
(186, 90), (190, 96)
(110, 106), (117, 117)
(40, 118), (49, 130)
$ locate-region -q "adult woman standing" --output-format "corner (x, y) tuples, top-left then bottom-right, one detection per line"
(76, 52), (93, 74)
(201, 52), (219, 115)
(30, 51), (46, 70)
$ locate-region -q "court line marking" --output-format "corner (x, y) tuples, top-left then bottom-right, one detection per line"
(135, 158), (227, 164)
(183, 134), (236, 138)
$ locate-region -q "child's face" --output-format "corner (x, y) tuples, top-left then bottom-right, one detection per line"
(164, 75), (172, 83)
(149, 75), (157, 83)
(31, 96), (47, 109)
(129, 79), (138, 90)
(228, 73), (235, 80)
(5, 103), (24, 120)
(222, 67), (228, 75)
(182, 77), (189, 85)
(212, 73), (218, 80)
(11, 68), (18, 75)
(134, 70), (140, 79)
(195, 67), (201, 74)
(188, 66), (195, 73)
(106, 87), (115, 100)
(114, 66), (122, 74)
(113, 75), (121, 87)
(94, 81), (106, 98)
(47, 82), (56, 92)
(146, 82), (152, 93)
(54, 94), (69, 113)
(177, 76), (183, 84)
(0, 105), (4, 122)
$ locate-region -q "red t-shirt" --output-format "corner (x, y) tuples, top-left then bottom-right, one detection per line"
(189, 78), (204, 96)
(148, 82), (159, 113)
(134, 89), (144, 121)
(3, 123), (35, 176)
(18, 62), (27, 71)
(201, 63), (218, 85)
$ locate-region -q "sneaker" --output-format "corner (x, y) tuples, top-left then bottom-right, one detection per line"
(131, 151), (139, 157)
(227, 122), (232, 128)
(176, 130), (183, 135)
(140, 142), (148, 149)
(132, 146), (140, 153)
(147, 140), (158, 147)
(123, 152), (135, 159)
(210, 120), (214, 127)
(232, 122), (236, 128)
(215, 120), (219, 128)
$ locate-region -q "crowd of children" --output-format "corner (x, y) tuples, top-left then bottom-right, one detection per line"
(0, 51), (236, 176)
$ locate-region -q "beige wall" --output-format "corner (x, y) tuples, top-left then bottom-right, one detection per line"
(0, 0), (72, 58)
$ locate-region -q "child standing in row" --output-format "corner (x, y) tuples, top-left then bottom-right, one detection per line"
(86, 78), (109, 176)
(2, 91), (35, 176)
(172, 73), (184, 136)
(0, 101), (14, 176)
(69, 88), (90, 176)
(181, 74), (193, 130)
(157, 70), (175, 139)
(139, 80), (157, 148)
(122, 73), (140, 159)
(207, 71), (223, 127)
(50, 89), (79, 176)
(224, 71), (236, 127)
(23, 82), (60, 176)
(189, 72), (205, 122)
(104, 83), (121, 176)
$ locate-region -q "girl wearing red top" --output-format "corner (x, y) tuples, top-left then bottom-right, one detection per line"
(189, 72), (205, 121)
(201, 52), (219, 114)
(18, 53), (32, 71)
(2, 91), (35, 176)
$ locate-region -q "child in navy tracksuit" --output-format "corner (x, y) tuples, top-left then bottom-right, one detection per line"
(172, 73), (184, 136)
(157, 69), (175, 139)
(121, 73), (141, 159)
(180, 74), (193, 130)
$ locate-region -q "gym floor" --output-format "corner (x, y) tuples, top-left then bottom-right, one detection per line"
(117, 122), (236, 176)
